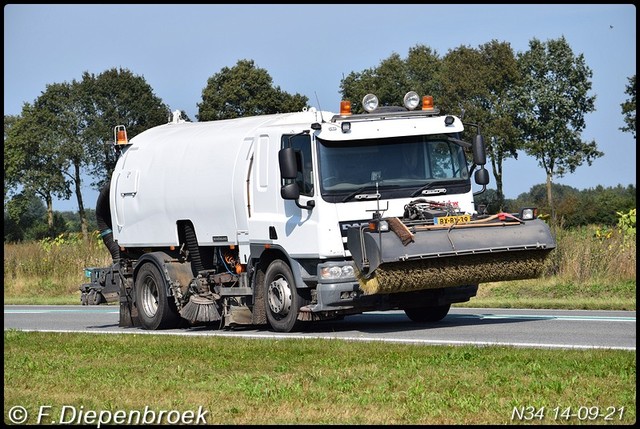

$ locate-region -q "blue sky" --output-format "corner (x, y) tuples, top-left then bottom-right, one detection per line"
(4, 4), (636, 212)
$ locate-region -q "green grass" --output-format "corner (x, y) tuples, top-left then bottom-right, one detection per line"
(457, 278), (636, 311)
(4, 330), (636, 425)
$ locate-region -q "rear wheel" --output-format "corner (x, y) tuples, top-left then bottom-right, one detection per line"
(264, 260), (308, 333)
(135, 263), (181, 330)
(404, 303), (451, 323)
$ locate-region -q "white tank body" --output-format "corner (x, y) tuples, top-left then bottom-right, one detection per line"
(110, 110), (324, 248)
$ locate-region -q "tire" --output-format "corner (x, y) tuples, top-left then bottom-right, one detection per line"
(88, 290), (105, 305)
(264, 260), (308, 333)
(135, 263), (181, 330)
(404, 303), (451, 323)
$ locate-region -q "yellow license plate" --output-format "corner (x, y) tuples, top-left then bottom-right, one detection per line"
(434, 215), (471, 225)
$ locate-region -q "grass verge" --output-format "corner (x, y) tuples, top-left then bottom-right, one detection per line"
(4, 330), (636, 425)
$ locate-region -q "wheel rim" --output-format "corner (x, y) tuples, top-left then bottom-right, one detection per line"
(140, 276), (159, 318)
(267, 276), (292, 316)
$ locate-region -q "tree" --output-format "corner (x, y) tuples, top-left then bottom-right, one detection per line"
(4, 193), (67, 242)
(439, 41), (522, 209)
(340, 52), (410, 112)
(4, 114), (20, 203)
(405, 44), (442, 99)
(514, 36), (603, 224)
(620, 74), (636, 139)
(79, 67), (170, 188)
(340, 45), (441, 113)
(4, 193), (47, 242)
(508, 183), (636, 228)
(197, 59), (308, 121)
(33, 81), (90, 238)
(5, 68), (169, 241)
(4, 101), (71, 233)
(439, 45), (485, 118)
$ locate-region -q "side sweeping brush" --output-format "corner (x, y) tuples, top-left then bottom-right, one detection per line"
(179, 294), (221, 323)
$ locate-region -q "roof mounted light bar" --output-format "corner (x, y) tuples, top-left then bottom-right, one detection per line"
(332, 90), (440, 122)
(330, 107), (441, 123)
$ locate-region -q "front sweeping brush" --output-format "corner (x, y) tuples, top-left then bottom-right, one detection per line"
(356, 249), (552, 295)
(349, 214), (557, 295)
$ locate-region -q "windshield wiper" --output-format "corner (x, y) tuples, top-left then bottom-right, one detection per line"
(341, 183), (399, 202)
(411, 181), (450, 197)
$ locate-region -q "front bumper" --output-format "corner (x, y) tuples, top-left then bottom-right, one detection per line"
(304, 281), (478, 313)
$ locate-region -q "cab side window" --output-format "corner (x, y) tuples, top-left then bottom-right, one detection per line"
(282, 134), (313, 196)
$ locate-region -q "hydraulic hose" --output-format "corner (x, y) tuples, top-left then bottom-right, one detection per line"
(96, 182), (120, 263)
(183, 222), (204, 275)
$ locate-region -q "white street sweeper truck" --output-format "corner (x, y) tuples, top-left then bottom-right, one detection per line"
(80, 91), (556, 332)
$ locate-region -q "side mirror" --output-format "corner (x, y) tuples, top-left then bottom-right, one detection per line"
(281, 183), (300, 200)
(279, 148), (298, 179)
(472, 134), (486, 166)
(474, 167), (490, 186)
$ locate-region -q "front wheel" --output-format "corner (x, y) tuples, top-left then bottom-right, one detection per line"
(135, 263), (181, 330)
(264, 260), (308, 333)
(404, 303), (451, 323)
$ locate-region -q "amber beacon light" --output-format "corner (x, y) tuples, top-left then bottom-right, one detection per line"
(114, 125), (128, 145)
(422, 95), (434, 110)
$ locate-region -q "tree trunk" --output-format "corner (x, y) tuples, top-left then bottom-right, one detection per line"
(546, 173), (556, 225)
(495, 168), (505, 211)
(490, 157), (505, 211)
(46, 194), (54, 229)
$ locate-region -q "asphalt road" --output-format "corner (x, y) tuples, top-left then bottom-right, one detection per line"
(4, 305), (635, 351)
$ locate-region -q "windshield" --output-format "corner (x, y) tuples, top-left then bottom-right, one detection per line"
(317, 134), (469, 201)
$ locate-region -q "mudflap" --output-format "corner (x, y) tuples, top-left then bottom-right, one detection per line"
(119, 275), (140, 328)
(347, 216), (556, 295)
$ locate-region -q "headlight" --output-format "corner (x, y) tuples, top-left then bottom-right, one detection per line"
(369, 220), (389, 232)
(319, 262), (356, 281)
